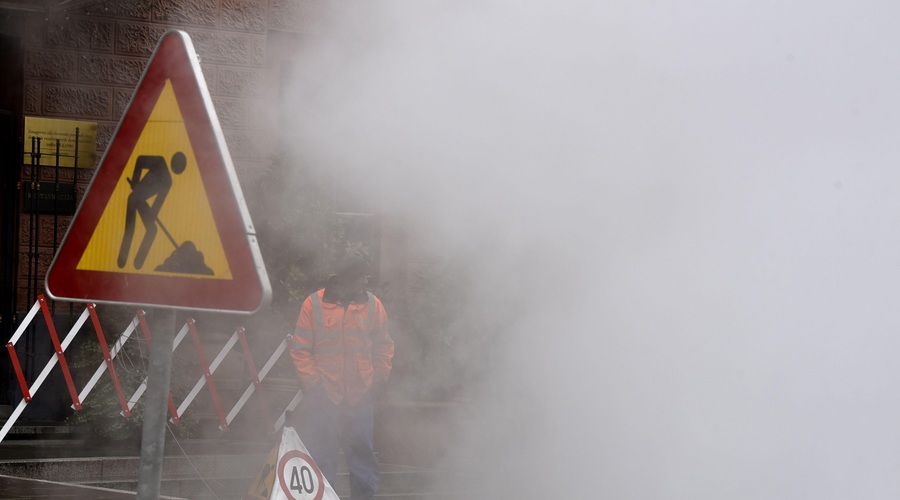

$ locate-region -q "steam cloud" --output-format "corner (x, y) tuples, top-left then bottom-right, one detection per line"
(280, 1), (900, 498)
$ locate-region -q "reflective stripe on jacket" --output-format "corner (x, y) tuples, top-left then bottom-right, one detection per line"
(290, 288), (393, 406)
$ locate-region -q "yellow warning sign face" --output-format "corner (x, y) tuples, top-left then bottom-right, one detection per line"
(77, 80), (231, 279)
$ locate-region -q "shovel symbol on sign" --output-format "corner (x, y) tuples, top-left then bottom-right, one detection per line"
(117, 152), (214, 276)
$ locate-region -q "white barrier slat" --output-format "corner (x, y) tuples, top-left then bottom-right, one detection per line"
(124, 322), (190, 414)
(0, 307), (90, 443)
(273, 390), (304, 431)
(257, 337), (288, 380)
(174, 330), (239, 420)
(75, 314), (140, 407)
(64, 308), (92, 349)
(7, 299), (42, 346)
(224, 337), (288, 426)
(0, 399), (28, 444)
(225, 384), (256, 426)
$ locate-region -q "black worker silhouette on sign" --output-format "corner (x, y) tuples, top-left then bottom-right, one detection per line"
(117, 152), (213, 275)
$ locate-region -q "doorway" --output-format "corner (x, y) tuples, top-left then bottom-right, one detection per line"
(0, 32), (24, 405)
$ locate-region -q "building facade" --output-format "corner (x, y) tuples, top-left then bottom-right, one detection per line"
(0, 0), (408, 410)
(0, 1), (459, 467)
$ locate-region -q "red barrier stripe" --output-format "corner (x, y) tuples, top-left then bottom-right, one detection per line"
(6, 343), (31, 402)
(37, 295), (81, 410)
(237, 328), (274, 427)
(167, 395), (181, 425)
(88, 304), (131, 417)
(136, 309), (150, 341)
(188, 320), (228, 430)
(237, 328), (261, 384)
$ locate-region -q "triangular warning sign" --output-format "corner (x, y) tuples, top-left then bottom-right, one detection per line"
(245, 426), (340, 500)
(46, 30), (270, 313)
(245, 444), (280, 500)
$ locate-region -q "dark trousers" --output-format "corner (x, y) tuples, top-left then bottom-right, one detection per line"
(296, 385), (379, 500)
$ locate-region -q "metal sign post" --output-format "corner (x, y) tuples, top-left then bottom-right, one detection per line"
(136, 308), (176, 500)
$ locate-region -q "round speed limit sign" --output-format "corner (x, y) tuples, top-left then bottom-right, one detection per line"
(277, 450), (326, 500)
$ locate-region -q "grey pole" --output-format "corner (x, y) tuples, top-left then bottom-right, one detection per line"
(136, 308), (177, 499)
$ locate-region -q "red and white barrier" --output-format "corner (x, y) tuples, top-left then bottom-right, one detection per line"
(224, 334), (302, 432)
(173, 320), (232, 429)
(122, 319), (190, 424)
(235, 327), (276, 428)
(1, 296), (304, 442)
(74, 308), (145, 416)
(1, 295), (86, 442)
(176, 330), (302, 432)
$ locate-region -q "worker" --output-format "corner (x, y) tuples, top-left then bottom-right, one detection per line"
(289, 254), (394, 500)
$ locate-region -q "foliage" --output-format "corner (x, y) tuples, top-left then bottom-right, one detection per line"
(65, 307), (197, 441)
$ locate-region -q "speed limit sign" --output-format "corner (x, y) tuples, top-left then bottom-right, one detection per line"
(277, 450), (326, 500)
(244, 426), (338, 500)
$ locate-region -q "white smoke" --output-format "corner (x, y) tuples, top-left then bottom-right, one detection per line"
(282, 1), (900, 498)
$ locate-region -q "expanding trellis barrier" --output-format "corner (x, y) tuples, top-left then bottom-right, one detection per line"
(0, 294), (302, 443)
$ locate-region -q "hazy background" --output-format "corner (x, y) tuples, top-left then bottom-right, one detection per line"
(281, 1), (900, 498)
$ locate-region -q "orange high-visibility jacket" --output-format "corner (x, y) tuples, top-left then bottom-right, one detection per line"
(290, 288), (393, 406)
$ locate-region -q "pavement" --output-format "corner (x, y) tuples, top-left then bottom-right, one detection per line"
(0, 425), (271, 499)
(0, 426), (448, 499)
(0, 474), (185, 499)
(0, 428), (269, 460)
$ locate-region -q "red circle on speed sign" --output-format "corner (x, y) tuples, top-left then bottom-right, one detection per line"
(277, 450), (325, 500)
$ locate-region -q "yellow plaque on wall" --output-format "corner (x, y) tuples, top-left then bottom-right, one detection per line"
(23, 116), (97, 168)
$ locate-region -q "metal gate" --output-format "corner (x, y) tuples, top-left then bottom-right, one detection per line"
(1, 126), (84, 411)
